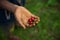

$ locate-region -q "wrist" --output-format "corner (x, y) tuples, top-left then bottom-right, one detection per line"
(14, 6), (24, 14)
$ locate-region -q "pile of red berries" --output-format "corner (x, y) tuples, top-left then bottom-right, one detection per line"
(28, 16), (38, 26)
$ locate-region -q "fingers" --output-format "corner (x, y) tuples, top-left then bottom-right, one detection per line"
(21, 14), (29, 27)
(20, 15), (40, 28)
(30, 15), (40, 26)
(33, 16), (40, 22)
(36, 16), (40, 22)
(29, 23), (35, 27)
(15, 13), (26, 29)
(19, 19), (26, 29)
(21, 14), (36, 27)
(27, 15), (40, 27)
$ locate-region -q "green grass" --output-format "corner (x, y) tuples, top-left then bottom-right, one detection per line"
(0, 0), (60, 40)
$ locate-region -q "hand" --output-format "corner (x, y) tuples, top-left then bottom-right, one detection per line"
(14, 6), (40, 29)
(20, 6), (40, 27)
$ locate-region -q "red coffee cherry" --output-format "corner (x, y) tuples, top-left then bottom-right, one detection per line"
(28, 16), (36, 26)
(31, 17), (35, 21)
(30, 24), (34, 27)
(28, 21), (32, 25)
(28, 19), (32, 22)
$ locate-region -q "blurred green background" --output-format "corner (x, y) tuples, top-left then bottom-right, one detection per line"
(0, 0), (60, 40)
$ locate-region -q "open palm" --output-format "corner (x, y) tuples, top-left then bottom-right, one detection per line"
(14, 6), (40, 29)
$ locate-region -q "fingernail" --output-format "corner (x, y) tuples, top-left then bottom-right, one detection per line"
(23, 27), (26, 29)
(33, 23), (35, 26)
(38, 20), (40, 22)
(36, 22), (38, 24)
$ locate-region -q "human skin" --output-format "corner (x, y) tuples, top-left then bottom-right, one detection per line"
(0, 0), (40, 29)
